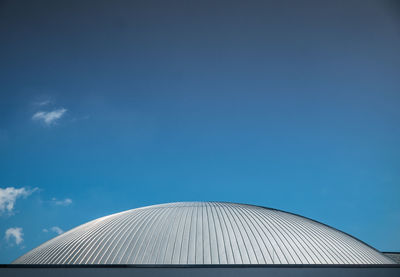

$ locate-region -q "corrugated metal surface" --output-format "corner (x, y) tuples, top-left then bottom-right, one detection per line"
(383, 253), (400, 264)
(13, 202), (395, 264)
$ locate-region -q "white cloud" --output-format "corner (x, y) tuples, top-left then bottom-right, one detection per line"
(51, 226), (64, 235)
(0, 187), (37, 215)
(35, 100), (51, 106)
(5, 227), (23, 245)
(32, 108), (67, 125)
(52, 198), (72, 206)
(43, 226), (64, 235)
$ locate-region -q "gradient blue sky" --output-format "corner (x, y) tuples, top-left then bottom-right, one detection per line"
(0, 0), (399, 264)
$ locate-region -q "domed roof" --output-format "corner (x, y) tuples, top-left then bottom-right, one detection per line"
(13, 202), (394, 264)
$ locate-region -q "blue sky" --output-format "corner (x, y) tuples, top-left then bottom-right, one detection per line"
(0, 0), (399, 263)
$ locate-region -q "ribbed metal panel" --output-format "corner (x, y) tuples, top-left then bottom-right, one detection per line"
(13, 202), (395, 264)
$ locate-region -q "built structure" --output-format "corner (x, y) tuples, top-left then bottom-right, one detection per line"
(2, 202), (399, 276)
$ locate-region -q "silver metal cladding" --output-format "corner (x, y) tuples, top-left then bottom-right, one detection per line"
(13, 202), (395, 265)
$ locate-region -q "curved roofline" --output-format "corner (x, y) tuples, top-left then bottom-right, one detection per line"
(137, 201), (386, 257)
(13, 201), (392, 264)
(226, 201), (387, 256)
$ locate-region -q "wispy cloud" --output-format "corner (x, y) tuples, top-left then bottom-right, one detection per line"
(5, 227), (23, 245)
(0, 187), (38, 215)
(43, 226), (64, 235)
(32, 108), (67, 126)
(51, 198), (72, 206)
(51, 226), (64, 235)
(34, 100), (51, 106)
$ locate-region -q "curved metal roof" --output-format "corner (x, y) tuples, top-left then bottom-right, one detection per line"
(13, 202), (394, 264)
